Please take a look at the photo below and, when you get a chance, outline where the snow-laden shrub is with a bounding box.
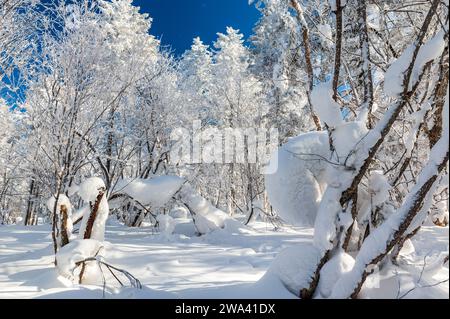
[156,214,176,236]
[78,177,106,202]
[266,243,322,295]
[317,251,355,298]
[178,184,230,235]
[265,132,329,226]
[76,177,109,241]
[56,239,105,285]
[112,176,230,235]
[47,194,73,247]
[115,176,185,208]
[265,120,369,227]
[52,178,110,284]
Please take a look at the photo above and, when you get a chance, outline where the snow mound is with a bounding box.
[56,239,105,285]
[115,176,185,207]
[265,131,329,226]
[317,251,355,298]
[192,214,222,235]
[114,176,229,235]
[267,243,322,296]
[78,177,106,202]
[222,218,252,234]
[265,121,368,227]
[156,214,176,236]
[21,268,74,291]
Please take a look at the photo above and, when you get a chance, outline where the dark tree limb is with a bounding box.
[391,226,421,264]
[83,189,106,240]
[332,0,345,101]
[59,204,70,247]
[426,46,449,148]
[299,251,330,299]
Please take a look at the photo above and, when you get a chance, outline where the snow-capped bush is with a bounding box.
[156,214,176,236]
[47,194,73,247]
[317,251,355,298]
[267,243,322,295]
[78,177,106,202]
[47,194,72,216]
[265,132,329,226]
[178,184,230,235]
[265,115,370,227]
[56,239,105,285]
[76,177,109,241]
[114,176,185,207]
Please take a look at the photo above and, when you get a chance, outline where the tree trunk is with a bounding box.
[357,0,374,128]
[332,0,344,102]
[59,204,70,247]
[24,179,35,226]
[83,190,105,239]
[427,48,449,148]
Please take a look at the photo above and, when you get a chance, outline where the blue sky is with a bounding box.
[2,1,261,106]
[133,0,261,55]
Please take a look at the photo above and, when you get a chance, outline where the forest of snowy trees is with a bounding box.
[0,0,448,299]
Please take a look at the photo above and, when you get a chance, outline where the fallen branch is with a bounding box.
[76,256,142,290]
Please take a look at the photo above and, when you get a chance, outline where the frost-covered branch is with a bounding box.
[332,85,449,298]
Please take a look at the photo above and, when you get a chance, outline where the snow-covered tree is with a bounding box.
[0,0,448,300]
[0,99,14,223]
[265,0,449,299]
[94,0,160,192]
[179,37,214,117]
[251,0,315,141]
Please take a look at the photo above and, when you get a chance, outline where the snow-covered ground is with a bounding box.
[0,217,447,299]
[0,218,307,299]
